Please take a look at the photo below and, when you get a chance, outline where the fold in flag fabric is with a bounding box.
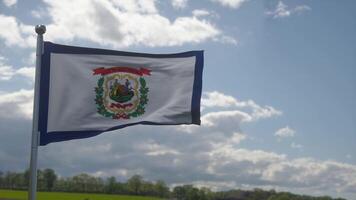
[39,42,204,145]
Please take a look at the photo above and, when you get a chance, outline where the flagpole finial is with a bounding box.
[35,25,46,35]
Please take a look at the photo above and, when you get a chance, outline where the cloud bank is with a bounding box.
[0,0,239,48]
[0,90,355,199]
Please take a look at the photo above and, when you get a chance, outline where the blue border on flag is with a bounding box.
[39,42,203,146]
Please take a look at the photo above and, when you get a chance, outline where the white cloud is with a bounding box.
[266,1,311,19]
[0,15,24,46]
[40,0,227,47]
[178,110,249,139]
[266,1,290,18]
[25,52,36,65]
[201,91,282,120]
[216,35,238,45]
[0,89,33,119]
[294,5,312,13]
[0,57,15,80]
[202,110,252,126]
[202,91,240,108]
[31,7,48,19]
[15,67,35,80]
[111,0,157,13]
[192,9,210,17]
[230,132,246,144]
[291,142,303,150]
[210,0,248,9]
[179,92,281,156]
[275,126,295,138]
[0,56,35,81]
[207,143,356,195]
[210,144,286,166]
[261,158,356,194]
[0,65,15,80]
[0,14,35,48]
[2,0,17,7]
[136,140,181,156]
[181,92,281,138]
[1,0,237,48]
[171,0,188,9]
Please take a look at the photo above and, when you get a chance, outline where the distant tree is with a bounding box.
[251,188,271,200]
[186,186,200,200]
[127,175,143,195]
[173,185,187,200]
[13,172,25,189]
[199,187,214,200]
[105,176,116,194]
[173,184,203,200]
[318,196,333,200]
[4,171,17,189]
[0,170,3,188]
[71,173,94,192]
[53,178,68,192]
[267,193,295,200]
[43,168,57,191]
[91,176,104,193]
[24,169,30,188]
[71,174,85,192]
[154,180,169,198]
[140,180,154,196]
[115,182,129,194]
[37,169,45,190]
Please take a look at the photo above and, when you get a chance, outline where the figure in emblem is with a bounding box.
[109,78,134,103]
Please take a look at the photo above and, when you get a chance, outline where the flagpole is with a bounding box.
[28,24,46,200]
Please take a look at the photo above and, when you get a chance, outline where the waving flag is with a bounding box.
[38,42,203,145]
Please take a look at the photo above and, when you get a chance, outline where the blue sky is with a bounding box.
[0,0,356,199]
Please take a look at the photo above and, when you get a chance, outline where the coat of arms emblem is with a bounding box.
[93,67,150,119]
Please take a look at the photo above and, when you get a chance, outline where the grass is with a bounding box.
[0,189,163,200]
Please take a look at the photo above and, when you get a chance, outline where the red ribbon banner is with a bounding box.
[93,67,151,76]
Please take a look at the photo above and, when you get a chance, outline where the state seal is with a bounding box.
[93,67,151,119]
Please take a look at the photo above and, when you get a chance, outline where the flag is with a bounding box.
[38,42,203,145]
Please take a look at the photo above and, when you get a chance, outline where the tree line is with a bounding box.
[0,169,347,200]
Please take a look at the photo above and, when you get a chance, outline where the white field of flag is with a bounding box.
[38,42,204,145]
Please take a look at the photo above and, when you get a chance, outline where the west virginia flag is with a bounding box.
[39,42,203,145]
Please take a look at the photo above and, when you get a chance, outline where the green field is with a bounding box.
[0,189,163,200]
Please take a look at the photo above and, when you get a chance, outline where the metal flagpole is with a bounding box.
[28,25,46,200]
